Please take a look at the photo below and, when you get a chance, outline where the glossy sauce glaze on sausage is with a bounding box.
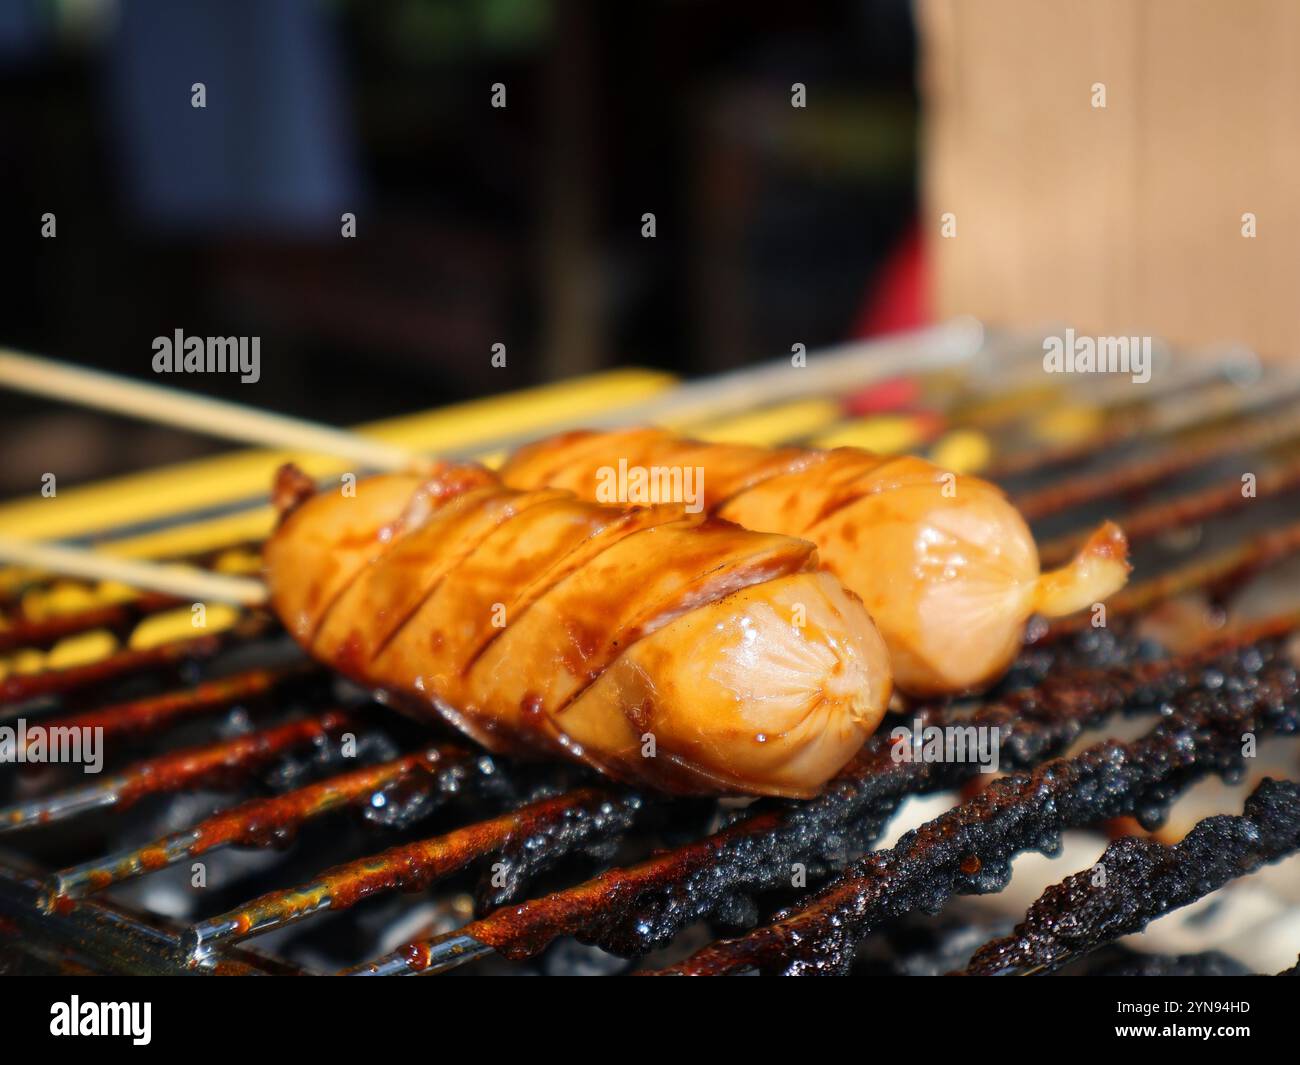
[500,428,1131,696]
[263,463,892,797]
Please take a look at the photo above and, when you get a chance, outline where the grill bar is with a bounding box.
[959,777,1300,976]
[984,370,1300,481]
[657,656,1300,975]
[1038,456,1300,568]
[1012,411,1300,522]
[45,744,474,903]
[0,611,280,709]
[0,632,227,706]
[18,667,299,742]
[0,592,180,654]
[1,711,352,833]
[0,864,294,975]
[351,933,494,976]
[186,787,640,966]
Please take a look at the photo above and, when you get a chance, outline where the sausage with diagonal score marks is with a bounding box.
[501,428,1131,696]
[263,463,892,797]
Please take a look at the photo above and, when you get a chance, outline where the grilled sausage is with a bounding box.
[500,428,1131,696]
[263,463,892,797]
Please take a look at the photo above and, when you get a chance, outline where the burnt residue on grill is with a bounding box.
[356,627,1297,973]
[43,745,480,905]
[959,777,1300,975]
[182,787,643,965]
[192,747,465,851]
[472,790,658,913]
[113,711,353,806]
[655,655,1300,975]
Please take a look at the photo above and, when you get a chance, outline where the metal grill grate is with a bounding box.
[2,329,1298,976]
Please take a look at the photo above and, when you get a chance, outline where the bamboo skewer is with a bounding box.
[0,350,416,607]
[0,348,416,472]
[0,535,268,606]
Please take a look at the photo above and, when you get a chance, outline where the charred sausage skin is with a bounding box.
[263,463,892,797]
[501,428,1130,696]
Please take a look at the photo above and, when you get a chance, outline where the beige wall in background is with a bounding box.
[919,0,1300,357]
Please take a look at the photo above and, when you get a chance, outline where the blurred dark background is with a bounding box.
[0,0,919,499]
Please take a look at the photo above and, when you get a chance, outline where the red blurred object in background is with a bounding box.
[842,375,920,416]
[853,225,928,338]
[842,225,931,417]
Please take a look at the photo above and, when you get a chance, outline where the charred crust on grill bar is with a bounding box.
[959,777,1300,976]
[654,647,1300,975]
[417,627,1297,967]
